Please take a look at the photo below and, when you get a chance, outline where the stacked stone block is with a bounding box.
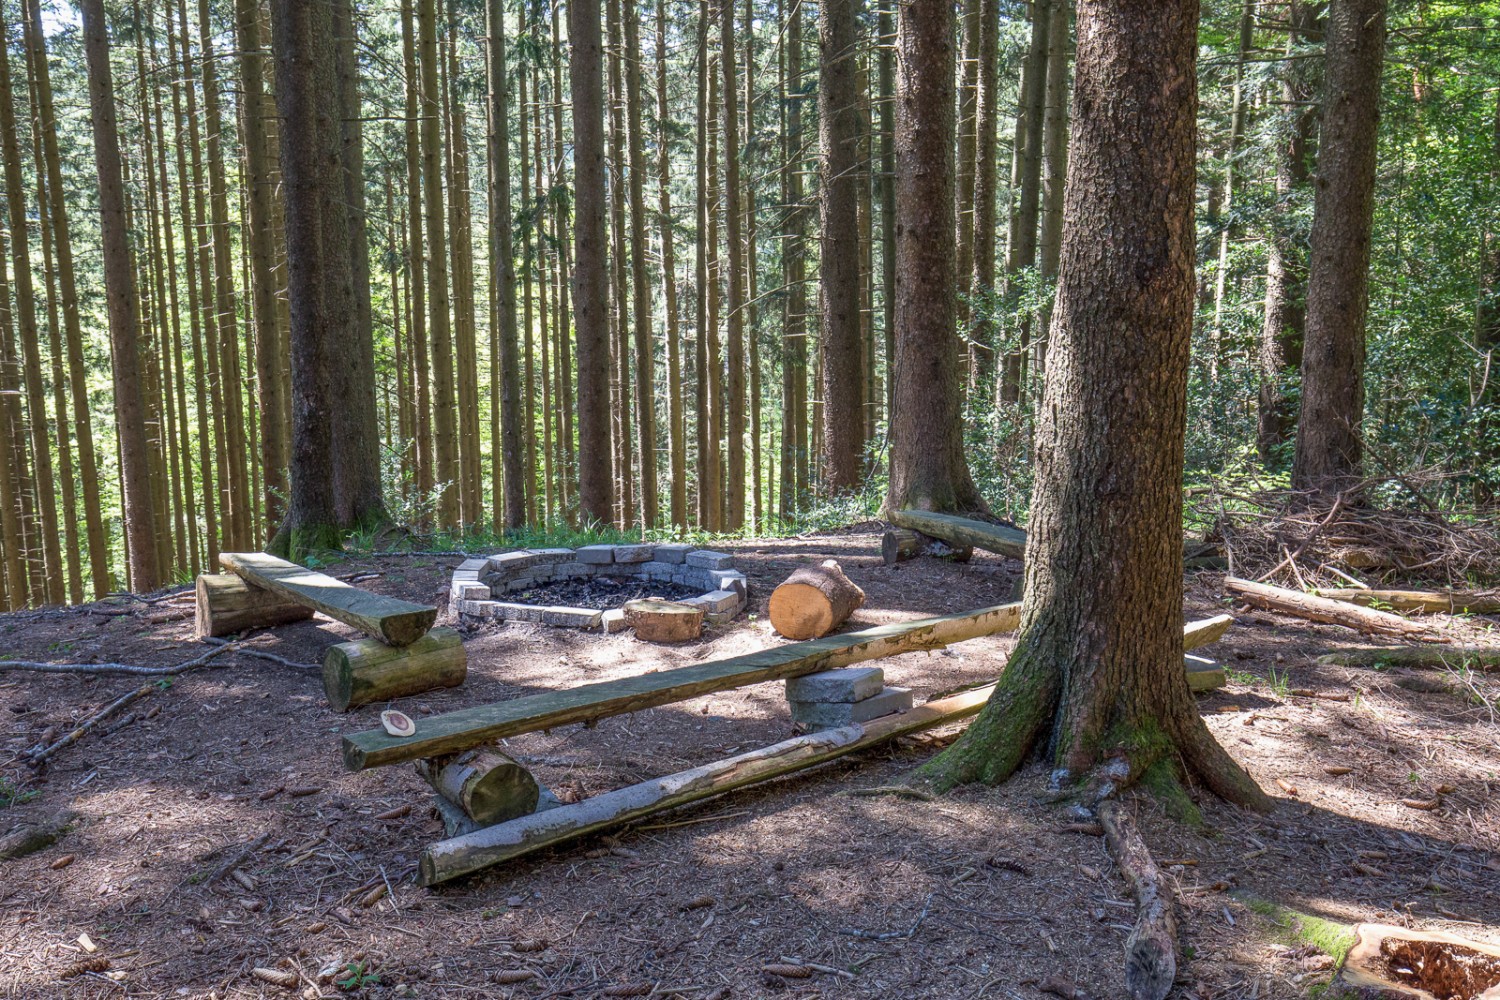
[784,666,914,728]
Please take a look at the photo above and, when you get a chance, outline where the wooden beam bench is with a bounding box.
[218,552,437,647]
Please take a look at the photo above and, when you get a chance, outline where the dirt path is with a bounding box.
[1,532,1496,998]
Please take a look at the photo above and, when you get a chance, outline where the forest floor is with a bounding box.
[1,529,1498,999]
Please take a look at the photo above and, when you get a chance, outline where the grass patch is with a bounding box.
[1233,891,1358,964]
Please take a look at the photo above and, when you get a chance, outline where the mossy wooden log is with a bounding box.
[1317,645,1500,671]
[219,552,436,646]
[194,572,314,638]
[881,528,972,565]
[768,560,866,639]
[1224,577,1441,641]
[343,601,1027,770]
[888,509,1028,560]
[0,810,78,861]
[622,599,704,643]
[415,747,539,824]
[1100,800,1178,1000]
[322,627,467,711]
[418,611,1231,885]
[1312,588,1500,615]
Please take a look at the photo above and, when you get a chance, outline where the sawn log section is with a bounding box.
[219,552,437,646]
[343,602,1025,770]
[888,510,1028,560]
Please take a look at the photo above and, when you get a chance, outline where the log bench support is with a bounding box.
[322,628,468,712]
[195,573,314,639]
[219,551,437,646]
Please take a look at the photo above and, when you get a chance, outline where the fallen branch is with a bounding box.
[1224,577,1442,641]
[0,639,250,677]
[0,810,79,861]
[836,892,934,941]
[1317,646,1500,671]
[1309,588,1500,615]
[1099,800,1178,1000]
[29,684,155,766]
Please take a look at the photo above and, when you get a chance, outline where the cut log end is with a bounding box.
[881,528,973,565]
[622,599,704,643]
[194,573,314,639]
[768,560,866,640]
[416,748,540,825]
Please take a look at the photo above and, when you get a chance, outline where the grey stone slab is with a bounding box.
[542,606,603,628]
[655,543,694,564]
[790,687,914,728]
[785,666,886,704]
[458,557,490,573]
[613,544,655,563]
[686,549,735,570]
[694,589,741,613]
[451,569,481,582]
[576,545,617,564]
[601,608,629,633]
[488,551,539,572]
[457,599,502,618]
[527,548,575,563]
[709,569,749,598]
[639,560,677,577]
[496,576,536,592]
[554,561,594,578]
[492,602,545,623]
[455,582,491,602]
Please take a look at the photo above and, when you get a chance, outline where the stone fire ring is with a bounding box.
[448,544,748,632]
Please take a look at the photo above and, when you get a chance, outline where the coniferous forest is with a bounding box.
[0,0,1490,604]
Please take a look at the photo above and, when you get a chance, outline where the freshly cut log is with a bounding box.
[343,601,1026,770]
[881,528,972,565]
[219,552,436,646]
[888,509,1027,561]
[1312,588,1500,615]
[622,599,704,643]
[1100,801,1178,1000]
[414,612,1238,883]
[1224,577,1441,641]
[768,560,866,639]
[322,628,467,712]
[1318,645,1500,671]
[415,748,539,824]
[194,572,314,638]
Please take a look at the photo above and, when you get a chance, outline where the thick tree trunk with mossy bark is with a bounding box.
[268,0,350,557]
[884,0,985,515]
[913,0,1269,816]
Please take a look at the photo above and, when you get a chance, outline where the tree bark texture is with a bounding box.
[918,0,1269,813]
[885,0,985,515]
[1292,0,1387,491]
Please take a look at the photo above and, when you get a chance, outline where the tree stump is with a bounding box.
[415,747,540,825]
[622,599,704,643]
[768,560,866,639]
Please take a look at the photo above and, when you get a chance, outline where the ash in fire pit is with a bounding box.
[448,543,749,631]
[509,576,702,611]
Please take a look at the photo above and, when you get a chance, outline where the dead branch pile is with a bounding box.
[1195,486,1500,589]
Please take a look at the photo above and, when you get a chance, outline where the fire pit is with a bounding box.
[448,544,748,632]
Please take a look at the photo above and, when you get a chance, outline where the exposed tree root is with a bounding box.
[1100,799,1179,1000]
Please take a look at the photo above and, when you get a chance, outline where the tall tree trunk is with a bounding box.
[694,3,711,527]
[884,0,984,515]
[720,0,746,529]
[818,0,864,492]
[1034,0,1069,375]
[918,0,1268,818]
[81,0,159,591]
[779,0,808,521]
[269,0,356,556]
[704,44,724,530]
[488,0,523,530]
[876,0,895,424]
[0,9,63,603]
[968,0,1000,387]
[331,0,388,531]
[401,0,434,511]
[954,0,979,359]
[1292,0,1387,491]
[998,0,1050,406]
[419,0,458,527]
[624,1,658,529]
[1208,0,1255,368]
[605,0,633,528]
[570,0,614,525]
[238,0,286,540]
[22,0,109,596]
[657,0,687,530]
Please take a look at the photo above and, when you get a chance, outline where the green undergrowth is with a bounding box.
[1233,891,1358,966]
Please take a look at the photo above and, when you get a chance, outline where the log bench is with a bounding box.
[198,552,463,712]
